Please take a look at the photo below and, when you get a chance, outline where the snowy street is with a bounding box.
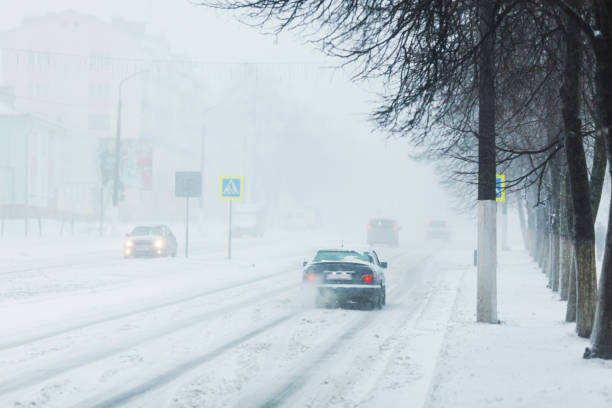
[3,2,612,405]
[0,229,472,407]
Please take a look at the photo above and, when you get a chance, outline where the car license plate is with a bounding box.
[326,271,352,281]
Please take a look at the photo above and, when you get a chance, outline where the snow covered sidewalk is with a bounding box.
[426,249,612,408]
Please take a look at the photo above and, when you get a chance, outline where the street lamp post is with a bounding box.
[112,96,123,206]
[111,70,149,224]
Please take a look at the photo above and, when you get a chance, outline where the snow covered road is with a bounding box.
[0,232,470,407]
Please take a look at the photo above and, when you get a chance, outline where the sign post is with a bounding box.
[175,171,202,258]
[219,176,243,260]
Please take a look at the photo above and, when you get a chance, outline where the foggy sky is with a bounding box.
[0,0,458,233]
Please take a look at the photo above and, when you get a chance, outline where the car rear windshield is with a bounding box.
[369,219,396,228]
[131,226,163,236]
[307,262,373,274]
[313,250,372,263]
[428,220,447,228]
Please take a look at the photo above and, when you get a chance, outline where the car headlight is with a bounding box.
[154,239,164,249]
[125,240,134,248]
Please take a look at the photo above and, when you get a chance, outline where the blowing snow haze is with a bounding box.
[1,1,609,408]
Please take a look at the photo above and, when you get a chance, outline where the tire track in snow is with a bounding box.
[301,268,451,408]
[78,248,431,408]
[0,264,301,352]
[251,249,440,408]
[86,312,300,408]
[0,280,301,396]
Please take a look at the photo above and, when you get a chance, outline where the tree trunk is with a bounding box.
[586,5,612,359]
[590,133,606,219]
[536,207,548,269]
[526,191,537,257]
[517,196,528,249]
[559,235,571,300]
[501,202,509,250]
[550,168,561,293]
[546,232,555,289]
[476,0,497,324]
[551,233,560,292]
[586,194,612,359]
[561,14,597,338]
[566,246,577,323]
[560,170,573,300]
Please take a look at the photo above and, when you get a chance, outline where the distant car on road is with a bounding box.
[367,218,399,246]
[302,249,387,310]
[426,219,451,240]
[124,225,178,258]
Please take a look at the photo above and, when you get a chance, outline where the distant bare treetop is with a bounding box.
[198,0,491,135]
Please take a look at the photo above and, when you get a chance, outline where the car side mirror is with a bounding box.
[380,262,388,268]
[303,261,308,267]
[125,233,130,237]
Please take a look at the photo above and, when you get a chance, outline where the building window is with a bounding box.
[88,82,111,100]
[29,82,49,97]
[88,114,111,131]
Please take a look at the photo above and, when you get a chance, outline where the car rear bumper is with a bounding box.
[317,284,381,289]
[314,284,381,301]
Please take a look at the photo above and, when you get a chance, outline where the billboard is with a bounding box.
[99,139,152,190]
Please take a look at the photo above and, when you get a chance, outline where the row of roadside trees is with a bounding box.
[199,0,612,359]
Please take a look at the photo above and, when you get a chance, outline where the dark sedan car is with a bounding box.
[124,225,178,258]
[367,218,399,246]
[302,249,387,310]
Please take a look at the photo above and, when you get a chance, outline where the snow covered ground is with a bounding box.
[426,249,612,408]
[1,225,609,407]
[0,225,466,407]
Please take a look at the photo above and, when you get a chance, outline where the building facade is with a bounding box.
[0,11,205,223]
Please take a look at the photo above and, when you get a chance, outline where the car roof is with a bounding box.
[315,248,377,253]
[131,225,170,231]
[311,248,378,264]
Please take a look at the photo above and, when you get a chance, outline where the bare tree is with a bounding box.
[198,0,612,358]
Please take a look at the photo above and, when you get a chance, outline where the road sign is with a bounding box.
[175,171,201,258]
[496,174,505,202]
[175,172,202,198]
[219,176,243,200]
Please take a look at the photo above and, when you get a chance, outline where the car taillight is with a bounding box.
[305,274,315,281]
[362,274,373,283]
[392,225,397,231]
[367,225,372,230]
[445,222,449,227]
[426,219,431,225]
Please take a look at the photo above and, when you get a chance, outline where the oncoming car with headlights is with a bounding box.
[302,249,387,310]
[124,225,178,258]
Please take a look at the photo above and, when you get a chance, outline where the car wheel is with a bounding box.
[361,298,376,311]
[315,296,326,309]
[374,290,383,310]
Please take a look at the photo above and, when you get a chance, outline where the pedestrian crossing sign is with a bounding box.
[496,174,505,202]
[219,176,243,200]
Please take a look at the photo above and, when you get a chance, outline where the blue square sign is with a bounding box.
[219,176,243,200]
